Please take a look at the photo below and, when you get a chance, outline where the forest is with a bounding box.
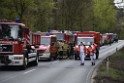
[0,0,124,38]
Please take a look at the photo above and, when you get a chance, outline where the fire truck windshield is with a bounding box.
[41,37,50,45]
[0,24,22,39]
[69,35,75,41]
[77,37,94,45]
[54,33,64,41]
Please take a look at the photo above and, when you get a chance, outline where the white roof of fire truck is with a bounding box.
[41,35,56,37]
[0,19,25,27]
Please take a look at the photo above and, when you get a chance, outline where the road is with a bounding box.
[0,40,124,83]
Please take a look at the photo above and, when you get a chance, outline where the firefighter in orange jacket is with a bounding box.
[90,42,97,60]
[88,45,95,65]
[93,43,97,59]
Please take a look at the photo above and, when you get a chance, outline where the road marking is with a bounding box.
[0,69,36,83]
[0,76,17,83]
[24,69,36,74]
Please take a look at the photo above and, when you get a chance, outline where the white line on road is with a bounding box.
[0,76,17,83]
[24,69,36,74]
[0,69,36,83]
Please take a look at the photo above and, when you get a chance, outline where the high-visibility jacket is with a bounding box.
[58,42,64,51]
[93,44,97,50]
[63,43,69,51]
[88,46,94,56]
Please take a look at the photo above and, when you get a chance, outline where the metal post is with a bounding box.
[106,57,110,73]
[116,47,118,55]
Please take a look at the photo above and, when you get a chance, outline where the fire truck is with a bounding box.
[66,34,77,45]
[50,30,76,56]
[49,30,74,43]
[38,35,58,61]
[74,31,100,60]
[0,20,40,69]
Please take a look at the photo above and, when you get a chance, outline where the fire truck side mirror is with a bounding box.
[18,38,24,44]
[18,38,22,41]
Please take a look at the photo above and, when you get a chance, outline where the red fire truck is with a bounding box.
[50,30,76,56]
[38,35,58,61]
[0,20,40,69]
[75,31,100,60]
[66,34,77,45]
[49,30,74,43]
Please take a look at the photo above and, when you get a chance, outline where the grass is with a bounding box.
[98,67,123,80]
[95,47,124,83]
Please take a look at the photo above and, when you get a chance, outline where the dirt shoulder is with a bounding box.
[93,47,124,83]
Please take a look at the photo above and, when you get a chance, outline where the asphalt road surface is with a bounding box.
[0,40,124,83]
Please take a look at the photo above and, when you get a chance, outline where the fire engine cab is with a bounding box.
[38,35,58,60]
[0,20,39,69]
[50,30,73,43]
[75,31,100,60]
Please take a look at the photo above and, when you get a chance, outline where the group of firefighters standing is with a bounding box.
[57,40,74,59]
[56,40,98,66]
[79,42,97,66]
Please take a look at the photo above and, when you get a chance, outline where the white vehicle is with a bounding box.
[38,35,58,60]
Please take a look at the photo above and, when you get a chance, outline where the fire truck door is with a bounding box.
[28,49,37,62]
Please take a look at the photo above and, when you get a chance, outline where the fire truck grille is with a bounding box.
[0,45,13,52]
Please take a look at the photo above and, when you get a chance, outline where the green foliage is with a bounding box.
[56,0,93,31]
[0,0,120,35]
[93,0,117,32]
[99,67,122,80]
[97,48,124,81]
[34,0,55,31]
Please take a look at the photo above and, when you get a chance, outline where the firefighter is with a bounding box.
[91,42,97,59]
[79,42,87,65]
[58,40,64,59]
[93,43,97,60]
[90,42,95,59]
[68,42,74,59]
[63,40,69,59]
[88,45,95,65]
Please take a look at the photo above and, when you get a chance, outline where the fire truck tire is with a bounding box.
[54,56,57,60]
[48,55,54,61]
[53,53,58,60]
[75,54,79,60]
[21,57,27,70]
[33,56,38,66]
[75,56,77,60]
[21,50,28,70]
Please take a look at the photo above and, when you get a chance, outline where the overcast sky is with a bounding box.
[114,0,124,8]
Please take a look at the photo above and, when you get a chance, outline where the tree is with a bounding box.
[56,0,93,31]
[93,0,117,32]
[12,0,35,21]
[34,0,55,31]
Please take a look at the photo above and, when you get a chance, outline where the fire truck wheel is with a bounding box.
[33,56,38,66]
[75,55,79,60]
[48,55,54,61]
[21,57,27,70]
